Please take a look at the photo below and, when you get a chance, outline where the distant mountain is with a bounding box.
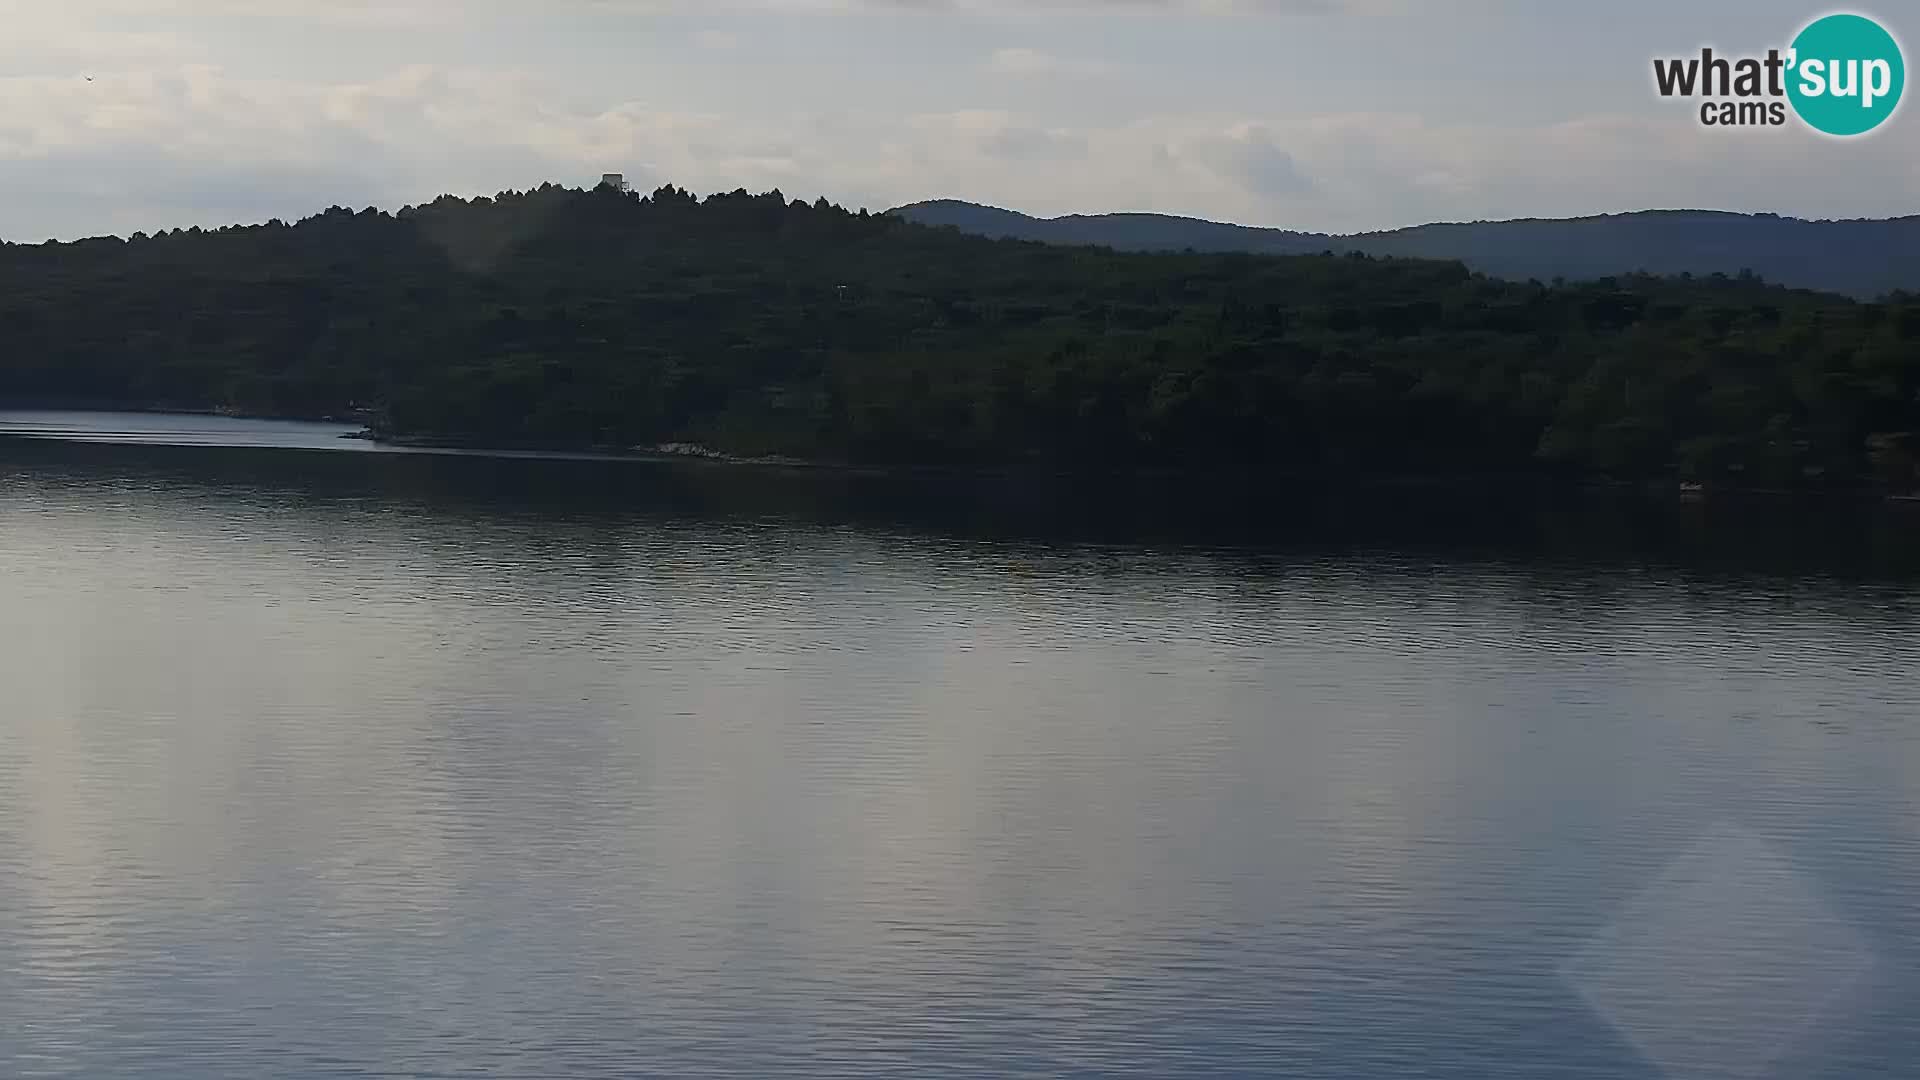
[891,201,1920,300]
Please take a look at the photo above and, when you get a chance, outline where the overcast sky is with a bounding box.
[1,0,1914,241]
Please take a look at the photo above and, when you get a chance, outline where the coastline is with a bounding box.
[345,428,1920,506]
[8,403,1915,505]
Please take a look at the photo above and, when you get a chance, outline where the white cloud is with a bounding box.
[1183,123,1315,197]
[0,0,1915,241]
[4,57,1918,243]
[987,47,1116,77]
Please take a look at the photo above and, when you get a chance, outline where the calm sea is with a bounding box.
[3,412,1918,1079]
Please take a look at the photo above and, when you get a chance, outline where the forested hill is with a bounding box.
[4,183,1920,492]
[893,201,1920,301]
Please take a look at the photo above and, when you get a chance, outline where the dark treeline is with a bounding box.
[3,183,1919,490]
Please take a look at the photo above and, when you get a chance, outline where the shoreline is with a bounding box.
[8,405,1916,505]
[351,430,1920,506]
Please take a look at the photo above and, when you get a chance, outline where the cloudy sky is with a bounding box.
[1,0,1914,241]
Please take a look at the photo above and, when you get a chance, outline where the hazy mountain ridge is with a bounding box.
[891,201,1920,300]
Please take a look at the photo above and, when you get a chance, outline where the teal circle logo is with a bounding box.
[1787,13,1905,136]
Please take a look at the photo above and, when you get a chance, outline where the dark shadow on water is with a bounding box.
[7,437,1920,583]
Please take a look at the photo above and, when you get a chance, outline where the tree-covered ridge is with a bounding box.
[3,183,1919,491]
[894,200,1920,301]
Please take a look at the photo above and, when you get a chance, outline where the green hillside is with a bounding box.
[4,184,1919,491]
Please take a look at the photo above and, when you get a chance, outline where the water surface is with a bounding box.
[2,415,1918,1078]
[0,410,381,451]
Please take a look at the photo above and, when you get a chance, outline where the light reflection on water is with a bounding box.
[1,415,1919,1078]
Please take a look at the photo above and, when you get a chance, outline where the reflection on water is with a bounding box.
[0,410,383,451]
[2,419,1919,1078]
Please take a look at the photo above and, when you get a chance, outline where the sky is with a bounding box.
[1,0,1915,241]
